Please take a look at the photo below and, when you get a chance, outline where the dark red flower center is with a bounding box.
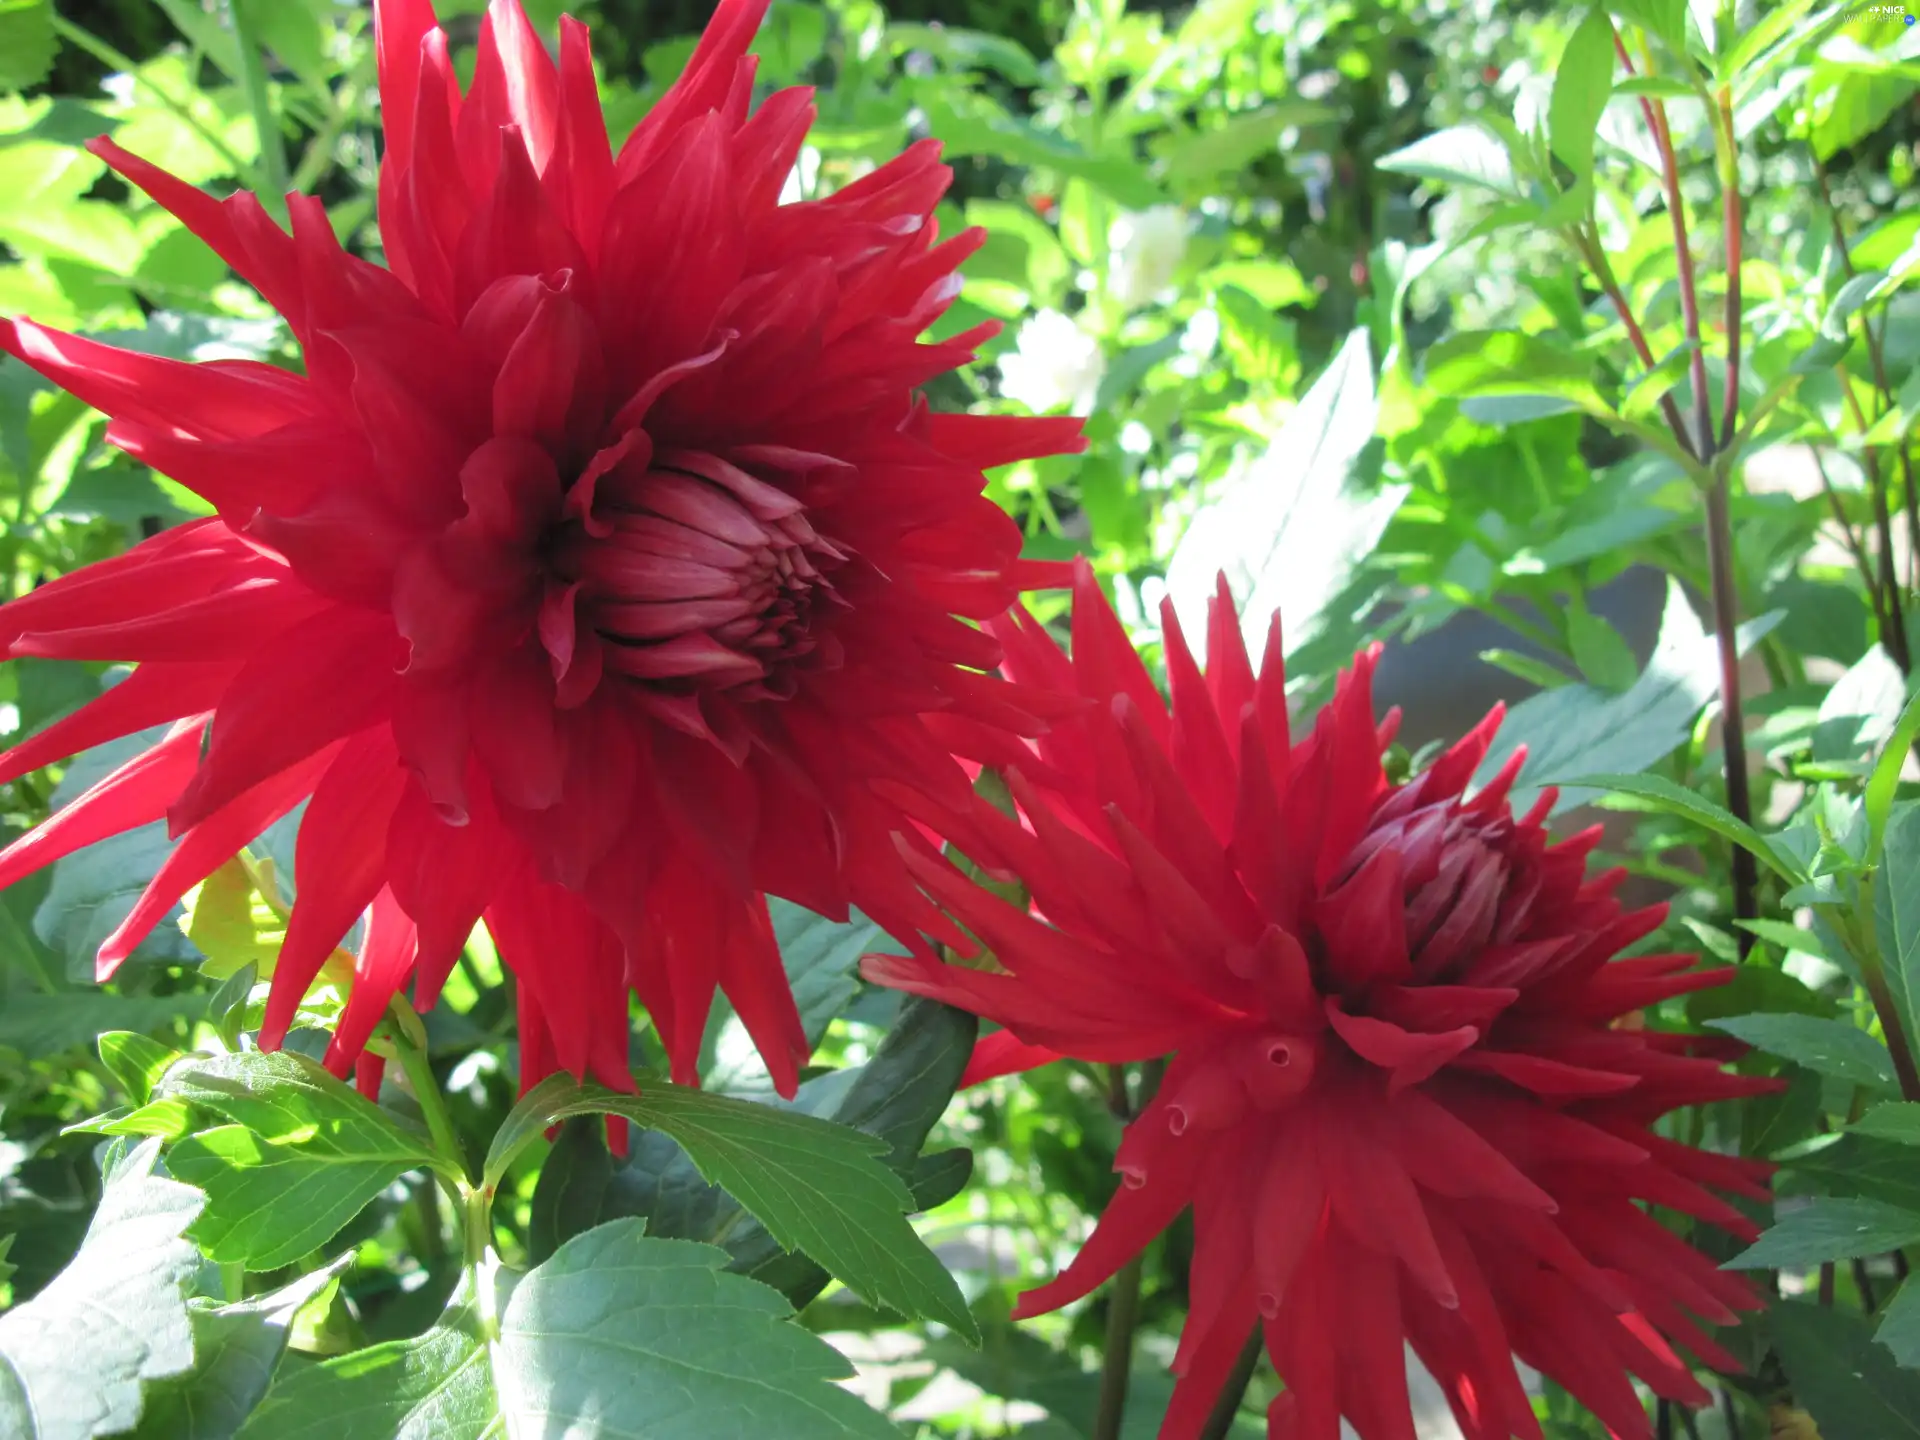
[551,449,849,701]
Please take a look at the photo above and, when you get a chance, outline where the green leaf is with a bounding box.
[915,87,1165,208]
[492,1073,975,1337]
[130,1261,350,1440]
[1787,1134,1920,1212]
[1734,918,1842,965]
[1874,804,1920,1086]
[1878,1275,1920,1370]
[1570,772,1806,883]
[533,999,976,1315]
[1152,102,1329,183]
[1486,581,1782,815]
[1376,124,1520,196]
[1854,1102,1920,1146]
[885,24,1040,84]
[1770,1299,1920,1438]
[1611,0,1691,55]
[0,0,56,93]
[1166,329,1403,666]
[0,993,202,1058]
[1794,271,1885,375]
[1708,1013,1898,1090]
[240,1231,900,1439]
[1566,607,1639,692]
[99,1031,185,1105]
[0,1236,13,1289]
[158,1051,440,1270]
[0,1139,203,1440]
[1867,688,1920,862]
[235,1277,495,1440]
[1480,648,1577,691]
[1726,1196,1920,1269]
[1424,329,1603,408]
[1549,7,1618,177]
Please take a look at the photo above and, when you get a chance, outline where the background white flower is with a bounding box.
[998,309,1105,414]
[1107,205,1187,309]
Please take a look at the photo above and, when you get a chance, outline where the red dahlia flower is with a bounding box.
[0,0,1080,1099]
[865,564,1775,1440]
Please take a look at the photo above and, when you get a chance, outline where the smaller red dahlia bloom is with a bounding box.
[866,563,1776,1440]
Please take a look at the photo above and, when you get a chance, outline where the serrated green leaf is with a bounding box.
[157,1051,440,1270]
[1734,918,1842,965]
[0,0,56,93]
[1771,1299,1920,1437]
[1709,1013,1898,1090]
[1727,1196,1920,1270]
[493,1073,975,1338]
[0,1139,202,1440]
[1557,770,1802,881]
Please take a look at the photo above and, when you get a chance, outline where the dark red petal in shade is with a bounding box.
[865,571,1772,1440]
[0,0,1083,1104]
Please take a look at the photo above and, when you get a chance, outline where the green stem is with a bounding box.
[52,17,257,184]
[1197,1325,1265,1440]
[1091,1255,1144,1440]
[225,0,289,217]
[388,998,469,1186]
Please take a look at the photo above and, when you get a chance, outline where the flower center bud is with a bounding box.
[554,448,849,700]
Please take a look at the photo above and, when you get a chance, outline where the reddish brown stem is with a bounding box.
[1717,89,1742,450]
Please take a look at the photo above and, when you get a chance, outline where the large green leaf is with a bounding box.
[1479,579,1780,814]
[1570,772,1805,885]
[1708,1013,1899,1091]
[0,1139,202,1440]
[239,1230,900,1439]
[156,1051,440,1270]
[1854,1103,1920,1147]
[1166,328,1402,665]
[1770,1299,1920,1438]
[130,1262,349,1440]
[492,1066,975,1338]
[1725,1196,1920,1270]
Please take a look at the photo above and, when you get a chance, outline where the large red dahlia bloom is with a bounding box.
[866,565,1775,1440]
[0,0,1080,1098]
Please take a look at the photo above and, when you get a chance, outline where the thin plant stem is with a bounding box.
[1819,1262,1836,1306]
[1811,448,1889,633]
[1198,1326,1265,1440]
[1092,1256,1145,1440]
[1616,24,1757,939]
[1657,1398,1673,1440]
[388,998,470,1188]
[1573,227,1698,462]
[1704,477,1759,944]
[1714,86,1742,450]
[52,17,256,183]
[1852,1256,1878,1311]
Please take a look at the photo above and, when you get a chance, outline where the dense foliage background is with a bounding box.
[4,0,1920,1436]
